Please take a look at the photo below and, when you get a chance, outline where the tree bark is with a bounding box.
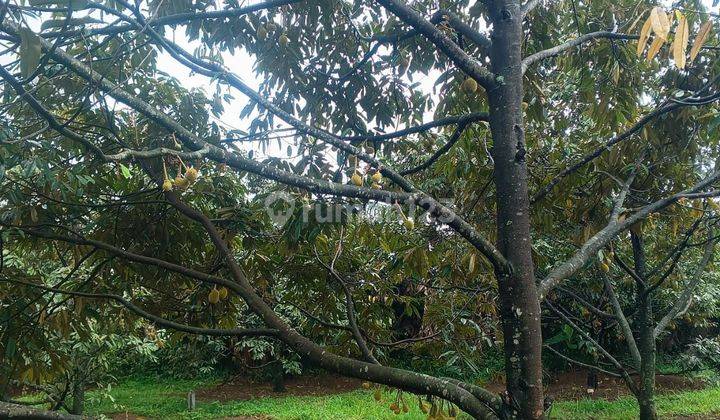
[486,1,545,418]
[638,293,657,420]
[631,232,658,420]
[0,401,85,419]
[70,384,84,416]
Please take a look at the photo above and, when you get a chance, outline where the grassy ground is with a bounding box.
[81,376,720,419]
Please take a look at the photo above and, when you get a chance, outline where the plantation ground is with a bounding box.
[74,374,720,420]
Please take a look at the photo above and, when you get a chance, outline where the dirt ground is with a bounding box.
[195,369,705,404]
[480,369,706,401]
[195,373,363,403]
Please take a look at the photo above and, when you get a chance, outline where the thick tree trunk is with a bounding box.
[487,1,545,418]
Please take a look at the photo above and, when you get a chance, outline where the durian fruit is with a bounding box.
[362,382,371,389]
[208,287,220,304]
[279,33,289,47]
[185,166,199,183]
[600,262,610,273]
[257,26,268,40]
[404,218,415,230]
[461,77,478,94]
[351,171,363,186]
[174,174,189,189]
[372,171,382,183]
[218,287,228,299]
[371,183,381,189]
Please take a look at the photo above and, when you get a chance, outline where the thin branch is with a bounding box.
[539,169,720,298]
[315,244,379,364]
[556,286,615,319]
[522,31,637,73]
[654,225,717,338]
[533,102,696,203]
[545,301,638,394]
[544,345,622,378]
[36,0,301,39]
[602,275,641,368]
[2,278,278,338]
[400,122,468,175]
[341,112,488,143]
[521,0,543,18]
[374,0,496,89]
[614,253,645,288]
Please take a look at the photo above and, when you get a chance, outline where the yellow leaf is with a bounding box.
[637,14,653,56]
[650,7,670,40]
[673,15,689,69]
[612,62,620,85]
[690,21,713,63]
[646,36,664,62]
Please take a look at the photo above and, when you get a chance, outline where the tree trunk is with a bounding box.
[632,232,657,420]
[391,278,425,340]
[487,1,545,418]
[70,383,84,415]
[638,294,657,420]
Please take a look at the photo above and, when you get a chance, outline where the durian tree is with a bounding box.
[541,198,719,417]
[1,0,720,419]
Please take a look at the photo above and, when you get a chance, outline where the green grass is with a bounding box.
[552,386,720,419]
[85,377,429,419]
[75,377,720,419]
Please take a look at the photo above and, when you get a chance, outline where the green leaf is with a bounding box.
[119,163,131,179]
[29,0,90,9]
[41,17,102,32]
[19,27,42,79]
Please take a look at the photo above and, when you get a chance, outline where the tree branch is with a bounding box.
[2,278,278,338]
[654,224,717,338]
[314,244,379,364]
[400,122,468,175]
[602,275,641,368]
[538,170,720,298]
[544,345,622,378]
[161,190,503,419]
[374,0,496,89]
[0,19,509,275]
[545,301,638,394]
[522,31,637,73]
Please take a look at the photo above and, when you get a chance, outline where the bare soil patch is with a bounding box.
[195,373,362,403]
[482,369,706,401]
